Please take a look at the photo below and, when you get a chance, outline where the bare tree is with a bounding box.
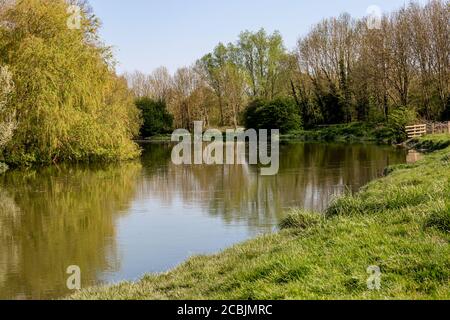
[296,0,449,123]
[124,70,152,98]
[297,14,360,123]
[170,67,197,129]
[148,66,173,102]
[386,9,414,108]
[420,0,449,117]
[125,1,449,128]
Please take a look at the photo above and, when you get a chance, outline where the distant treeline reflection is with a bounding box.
[0,143,406,299]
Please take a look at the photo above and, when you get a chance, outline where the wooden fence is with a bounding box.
[406,124,427,139]
[406,121,450,139]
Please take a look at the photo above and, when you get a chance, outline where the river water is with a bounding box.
[0,142,407,299]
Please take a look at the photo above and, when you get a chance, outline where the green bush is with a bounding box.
[243,98,302,134]
[135,98,173,138]
[374,107,417,143]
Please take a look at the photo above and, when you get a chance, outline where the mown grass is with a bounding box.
[70,135,450,300]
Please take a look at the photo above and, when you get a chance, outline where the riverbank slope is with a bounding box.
[71,135,450,300]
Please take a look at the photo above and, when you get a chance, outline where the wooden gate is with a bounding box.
[406,124,427,139]
[406,122,450,139]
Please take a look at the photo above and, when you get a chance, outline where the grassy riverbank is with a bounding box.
[142,123,385,143]
[280,122,383,143]
[408,134,450,152]
[71,134,450,300]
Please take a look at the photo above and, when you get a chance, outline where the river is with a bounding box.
[0,142,407,299]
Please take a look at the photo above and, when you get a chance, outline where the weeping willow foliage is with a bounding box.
[0,65,15,150]
[0,0,142,165]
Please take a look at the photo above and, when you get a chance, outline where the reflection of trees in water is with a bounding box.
[139,143,406,232]
[0,162,142,299]
[0,143,406,299]
[0,188,21,289]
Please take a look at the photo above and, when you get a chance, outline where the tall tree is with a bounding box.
[198,43,247,128]
[198,43,229,126]
[238,29,287,100]
[0,0,141,164]
[148,66,173,102]
[297,14,359,124]
[124,71,152,98]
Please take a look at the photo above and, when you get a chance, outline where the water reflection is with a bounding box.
[0,143,406,299]
[407,150,424,163]
[138,143,406,230]
[0,163,142,299]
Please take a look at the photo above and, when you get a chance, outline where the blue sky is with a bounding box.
[89,0,420,74]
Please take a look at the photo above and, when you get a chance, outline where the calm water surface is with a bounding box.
[0,142,407,299]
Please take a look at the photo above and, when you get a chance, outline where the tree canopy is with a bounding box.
[135,98,173,137]
[0,0,141,165]
[126,1,449,131]
[243,98,302,133]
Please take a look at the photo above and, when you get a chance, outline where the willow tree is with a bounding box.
[0,65,15,150]
[0,0,141,164]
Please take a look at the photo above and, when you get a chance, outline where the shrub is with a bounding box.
[374,107,417,143]
[243,98,302,134]
[135,98,174,137]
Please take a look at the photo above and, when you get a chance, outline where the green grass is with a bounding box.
[70,135,450,300]
[408,134,450,152]
[143,122,417,145]
[281,122,382,143]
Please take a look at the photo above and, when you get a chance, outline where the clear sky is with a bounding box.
[88,0,421,74]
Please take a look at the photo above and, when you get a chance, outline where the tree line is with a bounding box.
[0,0,448,167]
[126,0,449,133]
